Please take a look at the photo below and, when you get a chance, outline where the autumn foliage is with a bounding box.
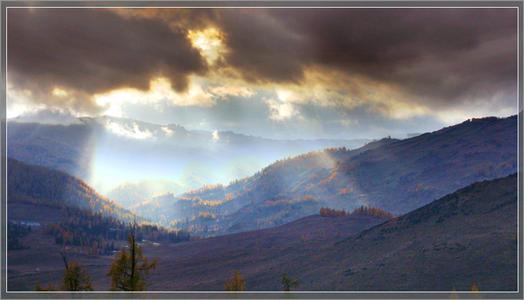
[224,271,246,291]
[62,260,93,291]
[107,232,157,291]
[320,206,394,219]
[351,206,395,219]
[46,206,190,255]
[319,207,348,217]
[35,252,93,291]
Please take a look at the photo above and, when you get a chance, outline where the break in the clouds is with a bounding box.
[7,7,518,138]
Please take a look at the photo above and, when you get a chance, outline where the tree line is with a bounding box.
[320,205,394,219]
[45,206,190,255]
[37,228,156,291]
[37,229,301,292]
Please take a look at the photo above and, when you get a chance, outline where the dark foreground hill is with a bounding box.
[307,173,518,291]
[8,174,517,291]
[150,174,518,291]
[8,209,389,290]
[141,116,517,236]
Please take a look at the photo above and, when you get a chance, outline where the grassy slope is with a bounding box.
[8,213,388,290]
[313,173,518,291]
[8,175,516,291]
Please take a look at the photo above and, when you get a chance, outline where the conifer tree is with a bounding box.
[470,281,481,298]
[107,229,156,291]
[281,273,299,291]
[62,261,93,291]
[470,281,480,292]
[224,271,246,291]
[38,251,94,291]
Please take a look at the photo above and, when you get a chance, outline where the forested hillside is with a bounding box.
[7,158,134,220]
[139,116,517,236]
[7,159,190,257]
[139,174,516,291]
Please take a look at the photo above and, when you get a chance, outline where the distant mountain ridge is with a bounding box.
[139,115,517,236]
[7,115,370,202]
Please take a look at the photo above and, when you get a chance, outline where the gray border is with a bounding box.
[0,1,522,299]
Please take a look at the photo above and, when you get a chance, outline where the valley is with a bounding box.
[7,174,517,291]
[137,115,517,236]
[8,116,369,198]
[5,6,519,296]
[5,115,519,292]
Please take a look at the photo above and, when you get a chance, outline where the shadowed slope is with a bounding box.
[312,173,518,291]
[145,116,516,236]
[7,158,135,221]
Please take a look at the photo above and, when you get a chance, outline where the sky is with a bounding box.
[6,7,518,140]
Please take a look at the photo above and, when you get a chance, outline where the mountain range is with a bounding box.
[136,116,517,236]
[5,114,519,292]
[7,115,369,203]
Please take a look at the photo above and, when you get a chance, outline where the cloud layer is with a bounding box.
[219,8,517,107]
[8,8,206,113]
[6,7,518,137]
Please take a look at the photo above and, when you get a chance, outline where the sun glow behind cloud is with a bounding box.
[93,77,216,117]
[51,87,70,98]
[252,69,433,123]
[7,85,38,118]
[30,67,440,132]
[187,27,226,65]
[266,98,299,121]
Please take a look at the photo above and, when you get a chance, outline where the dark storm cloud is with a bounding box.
[217,8,517,106]
[217,10,310,83]
[7,8,517,115]
[7,8,206,98]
